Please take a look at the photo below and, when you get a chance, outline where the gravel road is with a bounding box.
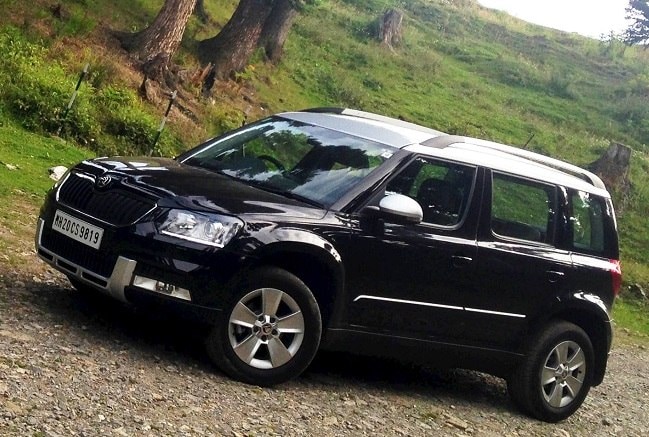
[1,268,648,437]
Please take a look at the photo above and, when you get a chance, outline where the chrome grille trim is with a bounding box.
[56,172,156,226]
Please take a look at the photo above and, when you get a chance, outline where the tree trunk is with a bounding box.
[588,142,632,204]
[195,0,209,23]
[198,0,274,94]
[259,0,298,63]
[119,0,197,80]
[378,8,404,49]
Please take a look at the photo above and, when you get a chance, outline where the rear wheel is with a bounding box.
[206,267,322,386]
[507,321,594,422]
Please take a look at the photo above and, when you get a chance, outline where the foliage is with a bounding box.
[624,0,649,45]
[0,26,185,157]
[0,29,97,143]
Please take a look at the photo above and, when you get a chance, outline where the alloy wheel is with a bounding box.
[228,287,305,370]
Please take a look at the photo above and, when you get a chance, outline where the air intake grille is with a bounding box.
[40,229,117,277]
[58,173,155,226]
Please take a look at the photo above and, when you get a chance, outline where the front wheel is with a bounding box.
[507,321,594,422]
[206,267,322,386]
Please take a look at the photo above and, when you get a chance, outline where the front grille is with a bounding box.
[58,173,155,226]
[40,228,117,277]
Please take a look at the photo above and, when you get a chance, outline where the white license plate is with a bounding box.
[52,210,104,249]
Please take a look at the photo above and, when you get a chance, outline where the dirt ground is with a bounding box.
[1,263,648,437]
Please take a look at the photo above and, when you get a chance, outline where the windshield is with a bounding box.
[182,117,397,207]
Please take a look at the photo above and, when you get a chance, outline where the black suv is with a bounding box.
[36,108,621,422]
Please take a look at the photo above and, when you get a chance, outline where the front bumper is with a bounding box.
[36,210,245,323]
[36,218,136,303]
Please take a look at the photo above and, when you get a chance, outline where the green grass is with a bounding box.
[614,299,649,338]
[0,119,88,200]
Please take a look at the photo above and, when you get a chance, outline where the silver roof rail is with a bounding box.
[464,138,606,190]
[303,108,606,190]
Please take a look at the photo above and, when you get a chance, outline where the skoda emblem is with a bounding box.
[96,174,112,189]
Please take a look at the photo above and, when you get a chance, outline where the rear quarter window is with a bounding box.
[569,191,615,257]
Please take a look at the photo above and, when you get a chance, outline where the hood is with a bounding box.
[73,157,327,219]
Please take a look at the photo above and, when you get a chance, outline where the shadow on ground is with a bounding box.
[5,279,513,415]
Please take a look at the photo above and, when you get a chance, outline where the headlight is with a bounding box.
[158,209,243,248]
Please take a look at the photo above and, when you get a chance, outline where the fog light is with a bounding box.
[133,275,192,302]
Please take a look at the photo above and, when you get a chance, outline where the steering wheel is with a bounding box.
[257,155,286,172]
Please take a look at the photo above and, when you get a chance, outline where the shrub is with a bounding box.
[0,28,99,142]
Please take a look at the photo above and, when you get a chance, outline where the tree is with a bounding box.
[117,0,197,81]
[260,1,320,63]
[195,0,210,23]
[259,0,300,63]
[377,8,404,49]
[625,0,649,45]
[198,0,274,94]
[198,0,319,94]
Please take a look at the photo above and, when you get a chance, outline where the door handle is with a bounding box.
[546,271,565,283]
[452,256,473,267]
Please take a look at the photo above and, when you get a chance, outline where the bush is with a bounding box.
[0,28,98,142]
[0,26,185,157]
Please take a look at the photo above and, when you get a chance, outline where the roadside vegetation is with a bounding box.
[0,0,647,335]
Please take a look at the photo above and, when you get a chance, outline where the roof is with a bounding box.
[279,108,608,197]
[280,111,438,148]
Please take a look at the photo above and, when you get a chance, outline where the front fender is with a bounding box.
[246,227,346,328]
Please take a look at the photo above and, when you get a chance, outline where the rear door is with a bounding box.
[469,171,573,351]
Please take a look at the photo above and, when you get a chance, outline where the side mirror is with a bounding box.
[378,194,423,224]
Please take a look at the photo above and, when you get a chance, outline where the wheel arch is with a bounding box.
[552,309,611,386]
[249,238,344,331]
[531,302,612,386]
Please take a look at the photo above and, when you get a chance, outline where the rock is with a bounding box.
[4,401,25,416]
[5,163,17,170]
[588,142,631,207]
[627,283,648,301]
[113,427,129,437]
[48,166,68,182]
[323,416,338,426]
[0,329,35,343]
[446,414,470,431]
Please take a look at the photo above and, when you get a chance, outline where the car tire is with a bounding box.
[206,267,322,386]
[507,321,594,422]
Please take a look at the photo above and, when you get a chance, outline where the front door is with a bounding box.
[339,157,481,343]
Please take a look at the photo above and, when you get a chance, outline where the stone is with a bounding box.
[48,166,68,182]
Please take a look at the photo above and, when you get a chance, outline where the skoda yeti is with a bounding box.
[36,108,621,422]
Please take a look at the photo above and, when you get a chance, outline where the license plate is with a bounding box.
[52,210,104,249]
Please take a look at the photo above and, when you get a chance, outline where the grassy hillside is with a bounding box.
[0,0,648,331]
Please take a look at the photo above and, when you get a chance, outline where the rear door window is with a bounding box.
[491,173,556,244]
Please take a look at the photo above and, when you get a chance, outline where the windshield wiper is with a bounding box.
[246,180,324,208]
